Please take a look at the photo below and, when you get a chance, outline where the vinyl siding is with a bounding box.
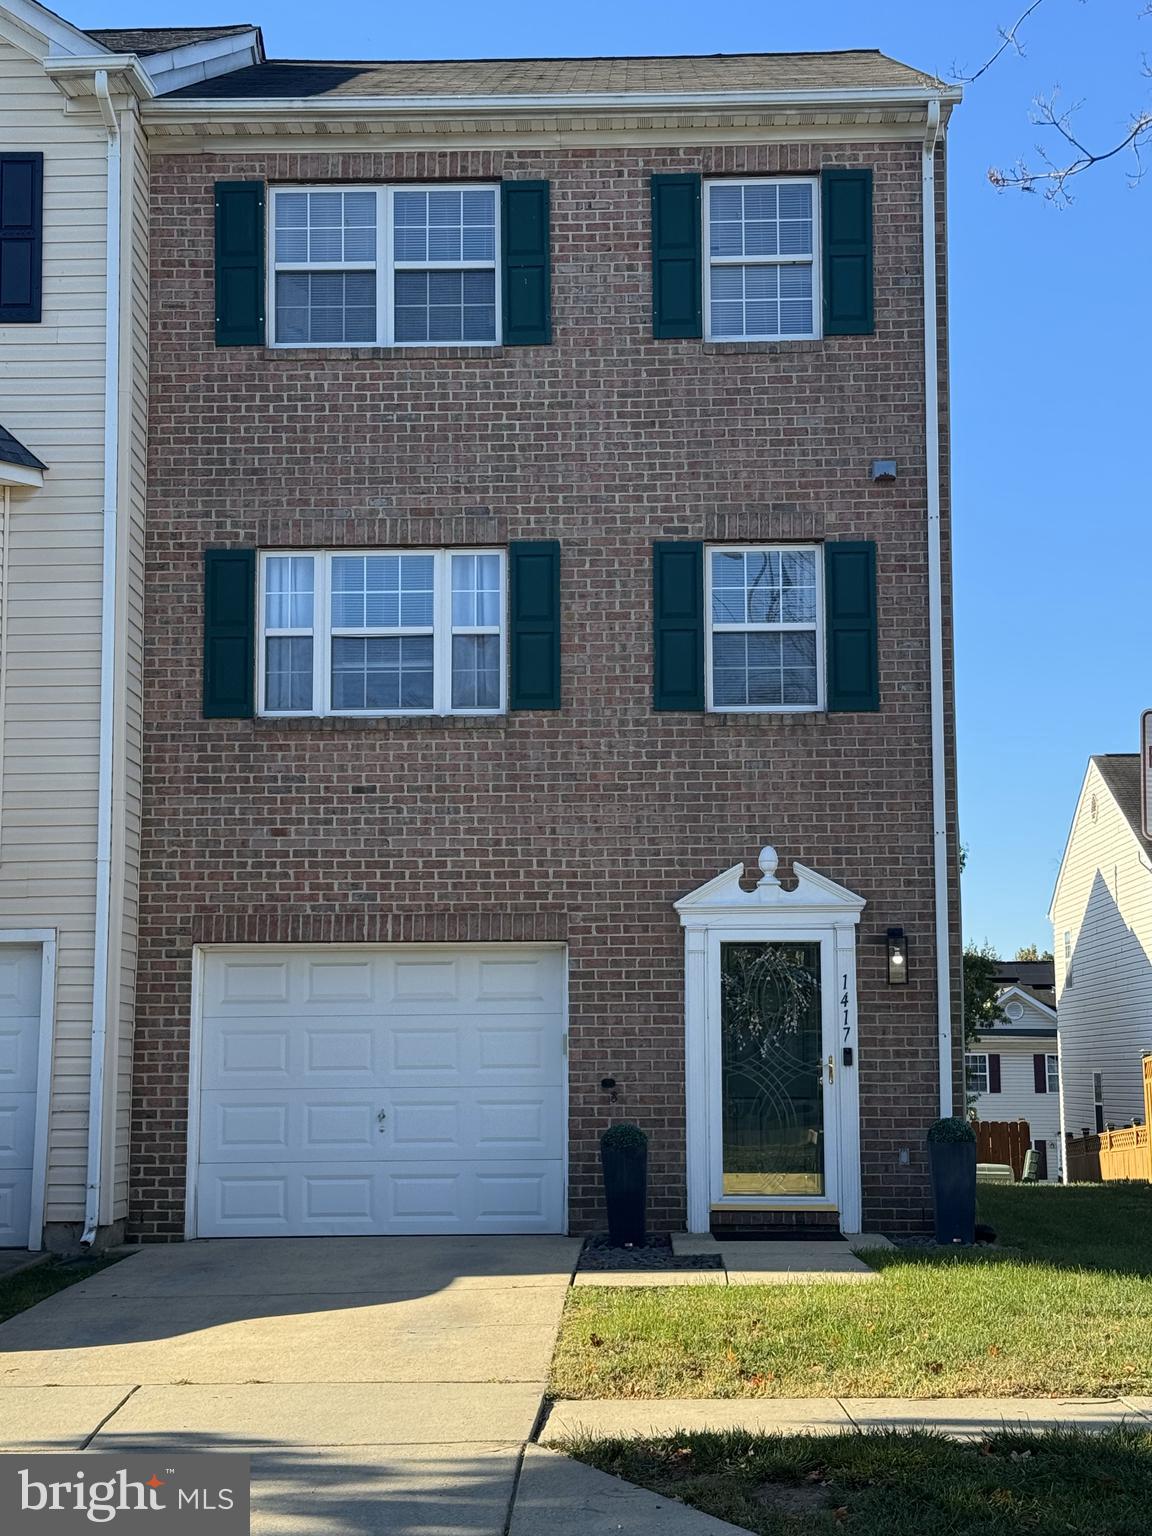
[970,1036,1062,1177]
[0,37,145,1231]
[1052,761,1152,1150]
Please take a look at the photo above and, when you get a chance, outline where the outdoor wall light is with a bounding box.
[870,458,898,482]
[886,927,908,984]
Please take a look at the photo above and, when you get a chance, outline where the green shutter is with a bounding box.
[215,180,265,347]
[509,540,561,708]
[651,174,702,339]
[203,548,256,718]
[653,541,704,711]
[825,540,878,712]
[821,168,873,336]
[501,181,551,345]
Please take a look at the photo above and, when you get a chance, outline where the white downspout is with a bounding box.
[921,99,953,1118]
[83,70,120,1246]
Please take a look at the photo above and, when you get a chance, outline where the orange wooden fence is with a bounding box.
[1064,1055,1152,1183]
[975,1119,1031,1179]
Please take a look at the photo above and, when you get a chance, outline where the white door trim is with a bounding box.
[0,930,57,1250]
[185,941,569,1241]
[675,847,864,1235]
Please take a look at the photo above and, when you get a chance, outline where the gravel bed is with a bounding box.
[577,1233,724,1271]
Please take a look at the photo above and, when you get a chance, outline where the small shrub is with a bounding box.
[601,1122,648,1154]
[927,1115,976,1144]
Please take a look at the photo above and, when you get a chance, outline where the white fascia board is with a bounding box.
[149,82,962,120]
[43,52,155,99]
[0,0,107,58]
[0,460,44,488]
[143,29,264,96]
[1048,759,1096,921]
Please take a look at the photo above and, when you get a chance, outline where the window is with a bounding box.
[965,1053,989,1097]
[1004,1000,1024,1022]
[258,550,505,716]
[706,545,823,711]
[704,178,819,341]
[1093,1070,1104,1133]
[1046,1054,1060,1094]
[270,185,500,347]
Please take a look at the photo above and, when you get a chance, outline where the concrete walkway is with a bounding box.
[0,1236,581,1535]
[572,1235,882,1286]
[543,1395,1152,1442]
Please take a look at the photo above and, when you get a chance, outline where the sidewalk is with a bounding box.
[542,1394,1152,1441]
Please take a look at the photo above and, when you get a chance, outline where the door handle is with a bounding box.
[826,1054,835,1086]
[377,1108,387,1133]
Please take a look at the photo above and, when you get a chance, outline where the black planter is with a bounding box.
[601,1142,647,1246]
[928,1139,977,1244]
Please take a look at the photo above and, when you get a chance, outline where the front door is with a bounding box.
[715,938,837,1208]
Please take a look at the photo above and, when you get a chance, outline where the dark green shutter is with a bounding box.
[203,548,256,718]
[821,168,873,336]
[653,542,704,711]
[651,174,701,339]
[215,181,265,346]
[0,152,43,323]
[825,540,878,711]
[509,540,560,708]
[501,181,551,345]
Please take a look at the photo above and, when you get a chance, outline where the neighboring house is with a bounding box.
[128,31,963,1242]
[0,3,262,1249]
[1051,754,1152,1152]
[967,960,1060,1179]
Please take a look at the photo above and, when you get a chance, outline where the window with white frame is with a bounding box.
[704,178,819,342]
[271,185,500,347]
[259,550,505,717]
[706,545,822,711]
[965,1053,989,1097]
[1046,1054,1060,1094]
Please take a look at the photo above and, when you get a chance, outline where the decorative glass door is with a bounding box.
[719,940,828,1197]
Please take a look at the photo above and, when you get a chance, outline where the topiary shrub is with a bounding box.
[600,1122,648,1154]
[927,1115,976,1144]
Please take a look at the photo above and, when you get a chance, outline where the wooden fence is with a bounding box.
[975,1119,1031,1179]
[1064,1055,1152,1183]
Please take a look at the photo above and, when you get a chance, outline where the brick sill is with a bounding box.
[251,714,510,736]
[703,710,827,728]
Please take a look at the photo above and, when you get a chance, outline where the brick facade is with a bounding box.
[132,136,961,1240]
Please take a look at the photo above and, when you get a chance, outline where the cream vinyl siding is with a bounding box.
[0,36,146,1230]
[1052,762,1152,1147]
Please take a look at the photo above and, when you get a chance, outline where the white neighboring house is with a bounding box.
[1050,753,1152,1156]
[967,974,1061,1180]
[0,2,262,1249]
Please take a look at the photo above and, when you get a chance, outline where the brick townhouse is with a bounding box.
[128,41,963,1242]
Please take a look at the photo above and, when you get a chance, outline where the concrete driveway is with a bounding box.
[0,1236,581,1534]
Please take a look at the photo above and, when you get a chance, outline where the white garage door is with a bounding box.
[194,946,566,1237]
[0,945,42,1248]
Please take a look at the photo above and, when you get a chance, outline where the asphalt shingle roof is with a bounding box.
[1094,754,1152,859]
[0,424,46,472]
[165,49,943,100]
[86,25,256,57]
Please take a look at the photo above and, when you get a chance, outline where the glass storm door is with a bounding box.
[719,940,832,1199]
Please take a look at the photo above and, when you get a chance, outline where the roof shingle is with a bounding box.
[164,49,943,101]
[1094,754,1152,859]
[86,25,256,57]
[0,424,46,472]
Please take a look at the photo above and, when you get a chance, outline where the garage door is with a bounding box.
[194,946,566,1237]
[0,945,42,1248]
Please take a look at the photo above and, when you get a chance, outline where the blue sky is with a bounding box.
[69,0,1152,956]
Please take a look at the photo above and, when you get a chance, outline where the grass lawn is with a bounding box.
[0,1255,124,1327]
[551,1184,1152,1399]
[563,1425,1152,1536]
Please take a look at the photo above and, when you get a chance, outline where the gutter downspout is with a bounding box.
[921,99,953,1118]
[83,69,120,1246]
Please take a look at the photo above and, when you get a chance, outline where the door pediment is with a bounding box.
[675,845,865,926]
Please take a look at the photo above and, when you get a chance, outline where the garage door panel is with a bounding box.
[0,1094,37,1167]
[0,946,41,1246]
[195,946,565,1237]
[0,1175,32,1245]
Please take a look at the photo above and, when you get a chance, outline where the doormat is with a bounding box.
[578,1234,724,1270]
[711,1225,844,1242]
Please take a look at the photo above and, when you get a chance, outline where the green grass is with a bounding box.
[551,1184,1152,1399]
[0,1255,124,1326]
[562,1426,1152,1536]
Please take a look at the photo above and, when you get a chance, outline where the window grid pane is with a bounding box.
[331,554,435,631]
[709,548,819,711]
[265,636,314,713]
[707,180,816,340]
[965,1054,988,1096]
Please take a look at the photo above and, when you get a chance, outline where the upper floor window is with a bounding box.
[259,549,505,717]
[1046,1054,1060,1094]
[965,1053,989,1097]
[704,178,819,342]
[706,545,823,711]
[270,185,500,347]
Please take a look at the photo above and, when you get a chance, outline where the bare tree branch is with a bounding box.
[988,92,1152,201]
[951,0,1051,84]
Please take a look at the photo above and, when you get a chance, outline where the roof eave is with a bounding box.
[0,460,45,488]
[43,52,156,99]
[145,82,961,120]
